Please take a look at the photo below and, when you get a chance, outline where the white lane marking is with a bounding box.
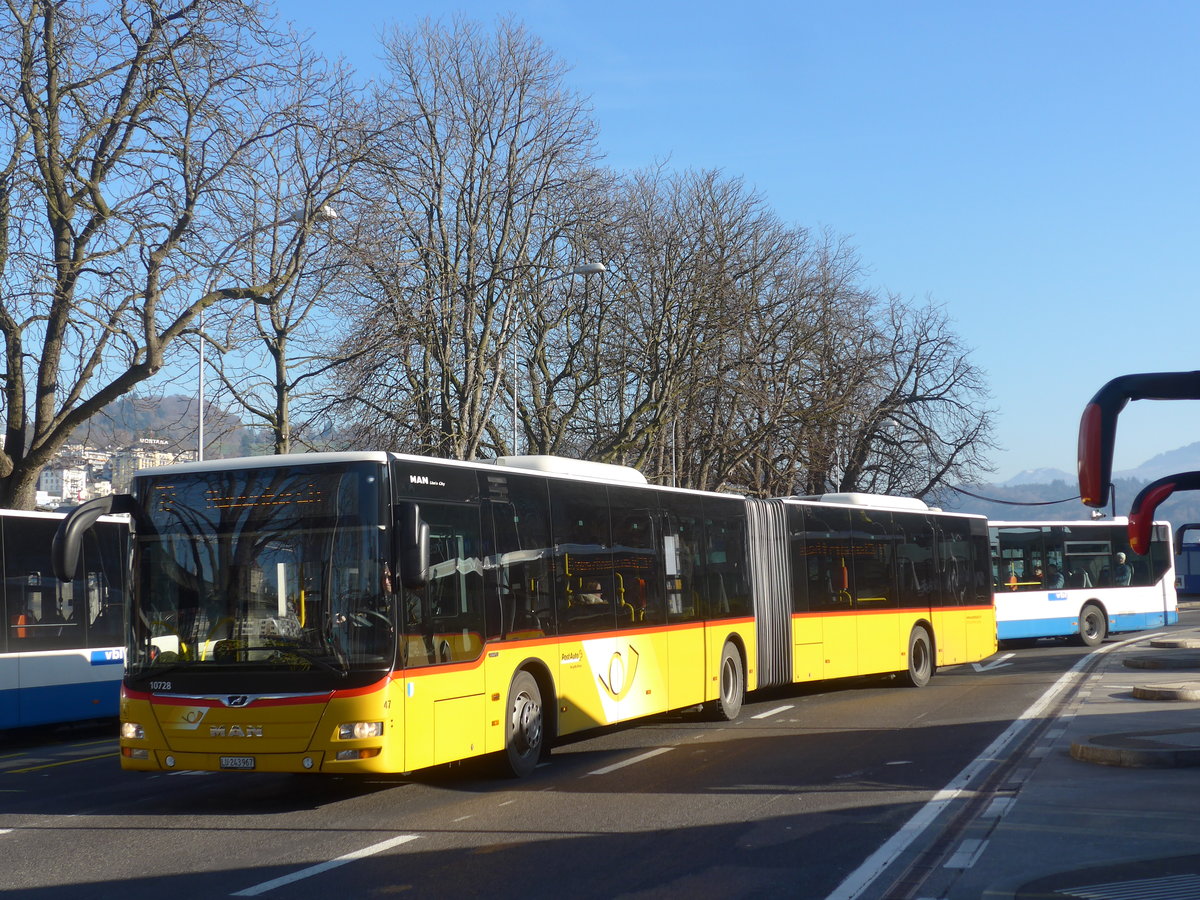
[944,838,988,869]
[981,797,1014,819]
[231,834,420,896]
[752,705,794,720]
[825,632,1161,900]
[973,652,1015,673]
[586,747,673,776]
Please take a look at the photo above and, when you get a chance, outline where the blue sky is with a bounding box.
[281,0,1200,483]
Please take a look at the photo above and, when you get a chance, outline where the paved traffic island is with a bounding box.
[1072,637,1200,767]
[1132,681,1200,700]
[1124,652,1200,669]
[1148,637,1200,649]
[1070,726,1200,768]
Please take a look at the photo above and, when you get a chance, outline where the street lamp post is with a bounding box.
[510,261,605,455]
[197,204,338,460]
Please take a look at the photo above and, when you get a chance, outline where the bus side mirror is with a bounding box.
[52,494,136,582]
[396,501,429,589]
[1128,472,1200,555]
[1078,370,1200,507]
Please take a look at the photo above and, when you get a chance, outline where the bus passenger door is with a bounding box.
[930,527,967,666]
[607,498,669,721]
[663,510,706,709]
[848,509,901,676]
[399,503,487,770]
[803,505,858,679]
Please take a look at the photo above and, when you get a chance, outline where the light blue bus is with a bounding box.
[990,519,1177,646]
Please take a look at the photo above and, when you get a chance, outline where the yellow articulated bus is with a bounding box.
[52,452,995,777]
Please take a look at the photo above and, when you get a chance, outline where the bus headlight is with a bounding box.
[338,721,384,740]
[121,722,145,740]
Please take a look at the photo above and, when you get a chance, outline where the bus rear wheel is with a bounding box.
[705,642,745,721]
[1078,604,1107,647]
[503,670,544,778]
[901,626,934,687]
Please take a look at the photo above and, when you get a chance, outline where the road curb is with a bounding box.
[1124,652,1200,670]
[1149,637,1200,649]
[1132,680,1200,700]
[1070,727,1200,768]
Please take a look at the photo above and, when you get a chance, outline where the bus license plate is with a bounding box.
[220,756,256,770]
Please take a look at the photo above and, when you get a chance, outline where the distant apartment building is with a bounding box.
[57,443,115,472]
[37,465,89,505]
[109,439,197,492]
[37,438,196,507]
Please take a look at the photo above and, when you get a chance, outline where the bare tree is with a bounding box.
[572,168,818,489]
[334,16,602,459]
[0,0,335,506]
[681,229,871,495]
[571,168,757,474]
[201,52,378,456]
[827,296,996,499]
[570,165,993,498]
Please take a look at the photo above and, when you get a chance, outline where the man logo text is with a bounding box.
[209,725,263,738]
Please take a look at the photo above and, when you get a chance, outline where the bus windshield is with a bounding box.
[127,462,391,679]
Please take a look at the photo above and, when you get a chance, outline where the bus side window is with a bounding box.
[608,486,664,628]
[704,498,751,618]
[802,504,854,612]
[661,494,704,623]
[850,508,896,609]
[483,473,554,640]
[549,480,614,635]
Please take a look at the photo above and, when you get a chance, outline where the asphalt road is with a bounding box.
[3,613,1194,899]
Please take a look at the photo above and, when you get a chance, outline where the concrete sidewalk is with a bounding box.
[949,627,1200,900]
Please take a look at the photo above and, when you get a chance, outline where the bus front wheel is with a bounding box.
[503,670,544,778]
[901,626,934,687]
[705,642,745,721]
[1078,604,1107,647]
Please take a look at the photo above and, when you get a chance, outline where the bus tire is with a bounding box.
[503,670,544,778]
[901,626,934,688]
[706,642,745,721]
[1078,604,1107,647]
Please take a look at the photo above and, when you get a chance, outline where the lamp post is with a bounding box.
[197,204,338,460]
[510,261,605,455]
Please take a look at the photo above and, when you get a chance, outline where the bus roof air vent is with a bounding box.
[493,455,648,485]
[798,492,930,511]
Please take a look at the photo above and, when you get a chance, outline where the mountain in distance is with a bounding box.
[69,393,255,458]
[1116,442,1200,483]
[1000,442,1200,490]
[951,442,1200,528]
[1001,467,1073,487]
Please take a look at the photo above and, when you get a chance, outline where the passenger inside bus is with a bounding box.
[1043,563,1065,589]
[1113,552,1132,586]
[575,581,605,605]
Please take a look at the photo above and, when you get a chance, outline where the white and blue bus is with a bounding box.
[990,519,1177,646]
[1,509,127,729]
